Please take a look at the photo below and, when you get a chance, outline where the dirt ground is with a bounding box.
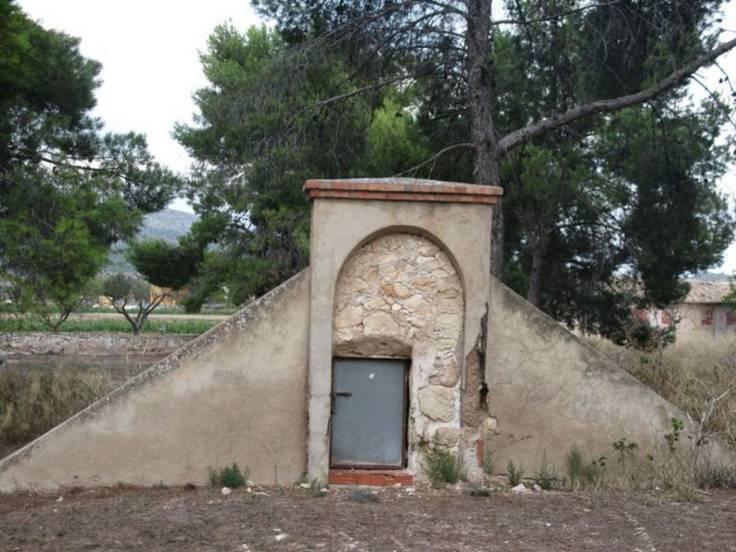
[0,485,734,551]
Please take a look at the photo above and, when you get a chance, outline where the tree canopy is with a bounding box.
[167,0,736,345]
[0,0,182,325]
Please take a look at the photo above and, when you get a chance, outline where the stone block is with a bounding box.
[418,386,456,422]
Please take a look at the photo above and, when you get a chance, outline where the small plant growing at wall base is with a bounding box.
[585,456,607,485]
[309,478,327,497]
[612,438,638,465]
[423,447,466,487]
[567,446,606,489]
[208,463,248,488]
[533,454,559,491]
[566,446,584,489]
[482,453,494,478]
[507,460,525,486]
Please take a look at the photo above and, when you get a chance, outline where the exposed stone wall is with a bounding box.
[333,233,464,474]
[0,332,193,356]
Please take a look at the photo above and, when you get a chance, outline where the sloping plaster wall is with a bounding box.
[483,277,727,474]
[0,271,311,492]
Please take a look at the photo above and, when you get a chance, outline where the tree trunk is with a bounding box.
[526,231,550,307]
[466,0,503,278]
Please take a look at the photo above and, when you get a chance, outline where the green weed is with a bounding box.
[566,446,607,489]
[506,460,525,486]
[423,447,466,487]
[208,463,248,488]
[533,454,559,490]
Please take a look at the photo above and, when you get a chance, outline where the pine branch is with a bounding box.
[394,142,473,176]
[492,0,624,26]
[497,37,736,155]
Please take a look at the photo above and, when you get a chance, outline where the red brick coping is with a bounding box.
[328,469,414,487]
[304,178,502,204]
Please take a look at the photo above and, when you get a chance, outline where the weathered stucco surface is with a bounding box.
[0,271,310,492]
[308,197,494,481]
[484,276,704,474]
[333,233,464,472]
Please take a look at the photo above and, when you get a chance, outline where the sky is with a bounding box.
[15,0,736,273]
[17,0,262,208]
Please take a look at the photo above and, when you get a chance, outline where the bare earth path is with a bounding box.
[0,486,734,551]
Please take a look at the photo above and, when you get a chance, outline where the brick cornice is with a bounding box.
[304,178,502,204]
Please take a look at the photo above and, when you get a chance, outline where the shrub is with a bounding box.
[423,447,466,487]
[506,460,525,486]
[567,446,607,489]
[0,366,115,450]
[208,463,248,488]
[696,464,736,489]
[664,417,684,452]
[533,454,559,490]
[482,453,494,477]
[612,438,639,465]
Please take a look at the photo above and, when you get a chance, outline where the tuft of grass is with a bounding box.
[482,452,494,477]
[567,446,607,489]
[309,478,327,497]
[696,464,736,489]
[566,446,584,489]
[533,454,559,490]
[507,460,525,486]
[208,463,248,488]
[0,318,216,334]
[0,366,115,451]
[423,447,466,487]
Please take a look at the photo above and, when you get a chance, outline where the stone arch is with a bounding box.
[336,225,467,293]
[332,232,465,473]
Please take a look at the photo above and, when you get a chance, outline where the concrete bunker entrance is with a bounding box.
[330,232,465,477]
[0,178,708,492]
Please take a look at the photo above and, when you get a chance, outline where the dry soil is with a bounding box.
[0,485,734,551]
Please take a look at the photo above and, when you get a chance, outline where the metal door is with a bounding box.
[330,358,408,468]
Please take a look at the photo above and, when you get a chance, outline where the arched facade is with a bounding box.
[305,178,498,483]
[332,233,465,473]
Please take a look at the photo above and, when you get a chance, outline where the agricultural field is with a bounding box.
[0,316,220,334]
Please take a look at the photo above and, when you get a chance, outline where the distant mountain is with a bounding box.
[136,208,198,242]
[105,209,198,274]
[692,272,730,282]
